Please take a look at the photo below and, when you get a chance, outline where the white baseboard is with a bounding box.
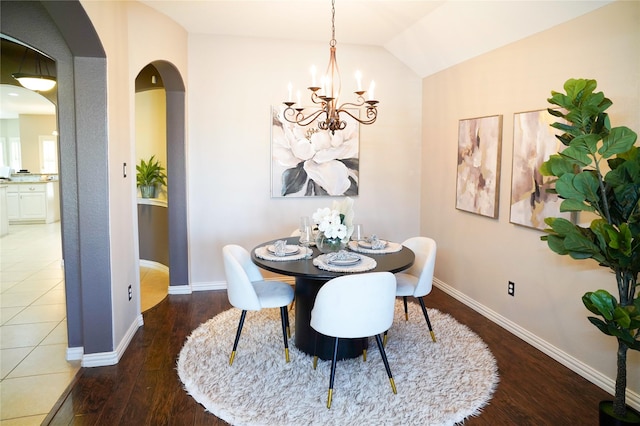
[433,278,640,411]
[80,314,143,367]
[66,346,83,361]
[168,284,192,294]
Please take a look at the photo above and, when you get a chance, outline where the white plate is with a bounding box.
[328,257,361,266]
[267,245,300,256]
[358,240,387,249]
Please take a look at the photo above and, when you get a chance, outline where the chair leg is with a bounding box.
[362,348,367,362]
[374,333,397,394]
[417,297,436,342]
[312,330,318,369]
[284,305,291,338]
[229,310,247,365]
[327,337,339,409]
[280,306,290,362]
[383,330,388,346]
[403,296,409,321]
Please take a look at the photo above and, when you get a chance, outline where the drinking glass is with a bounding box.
[300,216,311,233]
[299,225,313,258]
[351,224,364,241]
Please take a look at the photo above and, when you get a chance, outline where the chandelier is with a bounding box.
[282,0,378,134]
[11,46,57,92]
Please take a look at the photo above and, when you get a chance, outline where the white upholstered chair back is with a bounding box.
[311,272,396,339]
[222,244,262,311]
[401,237,437,298]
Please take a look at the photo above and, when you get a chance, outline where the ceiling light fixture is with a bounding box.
[282,0,378,134]
[11,47,57,92]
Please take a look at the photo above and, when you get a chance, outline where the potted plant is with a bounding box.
[136,155,167,199]
[540,78,640,424]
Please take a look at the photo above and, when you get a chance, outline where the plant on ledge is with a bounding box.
[136,155,167,199]
[540,78,640,423]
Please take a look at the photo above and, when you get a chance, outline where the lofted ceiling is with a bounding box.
[140,0,613,78]
[0,0,614,118]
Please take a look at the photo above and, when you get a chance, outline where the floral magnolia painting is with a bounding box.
[456,115,502,218]
[271,106,359,197]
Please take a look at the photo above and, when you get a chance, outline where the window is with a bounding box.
[39,135,58,173]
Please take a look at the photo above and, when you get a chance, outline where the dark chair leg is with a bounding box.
[403,296,409,321]
[229,310,247,365]
[417,297,436,342]
[312,331,318,369]
[284,305,291,338]
[383,330,388,346]
[327,337,339,409]
[280,306,290,362]
[374,333,397,394]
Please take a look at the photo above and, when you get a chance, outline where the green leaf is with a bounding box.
[585,290,617,321]
[555,174,586,201]
[573,172,600,203]
[560,198,595,213]
[560,145,591,167]
[600,126,638,158]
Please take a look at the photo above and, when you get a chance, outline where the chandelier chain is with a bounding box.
[330,0,336,47]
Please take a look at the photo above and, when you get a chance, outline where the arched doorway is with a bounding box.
[1,1,189,361]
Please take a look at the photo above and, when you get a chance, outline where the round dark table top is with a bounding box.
[251,237,414,280]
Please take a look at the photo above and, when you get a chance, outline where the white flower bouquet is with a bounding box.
[311,198,354,252]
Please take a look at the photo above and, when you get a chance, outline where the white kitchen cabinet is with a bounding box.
[6,182,60,223]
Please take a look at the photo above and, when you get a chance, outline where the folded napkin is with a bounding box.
[254,245,312,261]
[347,240,403,254]
[313,252,376,273]
[369,235,386,250]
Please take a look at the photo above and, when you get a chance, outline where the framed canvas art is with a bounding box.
[270,106,359,197]
[509,109,573,230]
[456,115,503,218]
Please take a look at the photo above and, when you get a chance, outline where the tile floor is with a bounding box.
[0,222,168,425]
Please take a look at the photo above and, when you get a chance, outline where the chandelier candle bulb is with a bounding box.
[296,90,301,107]
[310,65,317,87]
[368,80,376,101]
[355,70,362,91]
[288,82,292,102]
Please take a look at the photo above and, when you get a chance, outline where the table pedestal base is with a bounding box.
[294,276,368,360]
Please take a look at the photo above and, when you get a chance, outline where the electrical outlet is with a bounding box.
[508,281,515,296]
[128,284,132,301]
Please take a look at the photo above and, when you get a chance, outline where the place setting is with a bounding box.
[254,239,312,261]
[312,249,377,273]
[347,225,403,254]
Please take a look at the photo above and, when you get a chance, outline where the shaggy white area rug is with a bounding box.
[177,301,499,426]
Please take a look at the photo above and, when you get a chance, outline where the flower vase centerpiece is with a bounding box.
[312,197,354,254]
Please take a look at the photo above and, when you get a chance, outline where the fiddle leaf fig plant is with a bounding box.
[540,78,640,421]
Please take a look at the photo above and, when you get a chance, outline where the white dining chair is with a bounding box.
[222,244,294,365]
[310,272,397,409]
[386,236,437,345]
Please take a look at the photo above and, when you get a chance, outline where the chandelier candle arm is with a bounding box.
[281,0,379,134]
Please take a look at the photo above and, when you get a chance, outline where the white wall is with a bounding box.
[187,35,422,284]
[421,0,639,401]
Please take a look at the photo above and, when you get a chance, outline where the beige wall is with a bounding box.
[17,114,57,172]
[422,0,639,402]
[135,89,167,199]
[187,35,422,284]
[80,0,188,351]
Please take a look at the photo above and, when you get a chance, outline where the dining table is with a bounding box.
[251,236,414,361]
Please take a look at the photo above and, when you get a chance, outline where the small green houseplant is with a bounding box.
[136,155,167,198]
[540,78,640,423]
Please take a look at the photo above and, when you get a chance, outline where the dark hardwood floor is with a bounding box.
[45,286,611,425]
